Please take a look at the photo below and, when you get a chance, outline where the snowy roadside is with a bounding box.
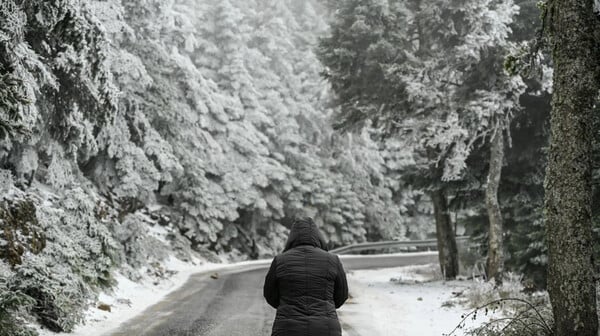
[338,264,487,336]
[35,256,272,336]
[34,255,498,336]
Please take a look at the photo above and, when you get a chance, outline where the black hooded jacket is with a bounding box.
[263,218,348,336]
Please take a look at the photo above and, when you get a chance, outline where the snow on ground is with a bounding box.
[36,256,272,336]
[35,254,497,336]
[339,264,487,336]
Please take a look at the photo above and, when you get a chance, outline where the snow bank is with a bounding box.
[339,264,483,336]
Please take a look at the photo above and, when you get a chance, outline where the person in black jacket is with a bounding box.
[263,217,349,336]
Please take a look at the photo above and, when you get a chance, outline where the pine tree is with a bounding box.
[0,0,433,333]
[318,0,522,279]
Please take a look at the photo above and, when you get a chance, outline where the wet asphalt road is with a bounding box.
[108,252,438,336]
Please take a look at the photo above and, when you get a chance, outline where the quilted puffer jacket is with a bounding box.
[263,217,348,336]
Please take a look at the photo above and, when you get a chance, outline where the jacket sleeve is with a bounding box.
[333,255,348,308]
[263,256,279,309]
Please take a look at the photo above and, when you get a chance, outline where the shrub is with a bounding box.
[0,189,119,332]
[0,264,36,336]
[448,298,554,336]
[12,256,88,332]
[0,198,45,267]
[464,273,526,308]
[446,274,553,336]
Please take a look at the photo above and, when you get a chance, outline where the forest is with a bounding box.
[0,0,599,335]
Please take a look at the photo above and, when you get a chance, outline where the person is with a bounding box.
[263,217,348,336]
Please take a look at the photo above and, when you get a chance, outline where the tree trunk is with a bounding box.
[485,130,504,284]
[430,189,458,279]
[545,0,599,334]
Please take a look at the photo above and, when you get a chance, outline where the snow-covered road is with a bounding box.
[109,264,274,336]
[40,252,477,336]
[106,252,441,335]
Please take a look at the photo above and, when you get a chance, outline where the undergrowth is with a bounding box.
[445,297,553,336]
[445,273,554,336]
[0,266,36,336]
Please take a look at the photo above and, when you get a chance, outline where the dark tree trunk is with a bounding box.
[545,0,599,334]
[431,189,458,279]
[486,130,504,283]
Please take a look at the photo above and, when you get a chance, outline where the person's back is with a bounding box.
[263,217,348,336]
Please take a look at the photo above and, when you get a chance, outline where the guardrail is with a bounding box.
[330,236,470,255]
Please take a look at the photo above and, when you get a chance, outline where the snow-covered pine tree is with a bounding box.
[318,0,523,279]
[0,1,429,333]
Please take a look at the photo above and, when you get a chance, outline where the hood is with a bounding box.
[283,217,328,252]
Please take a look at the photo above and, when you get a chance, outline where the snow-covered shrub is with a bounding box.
[0,195,81,333]
[448,297,553,336]
[113,212,170,280]
[0,197,45,266]
[463,280,497,309]
[464,273,527,309]
[12,255,88,332]
[9,145,38,187]
[95,115,161,202]
[0,263,36,336]
[461,240,600,334]
[0,169,13,192]
[43,145,74,190]
[0,72,29,140]
[0,188,119,332]
[37,188,119,289]
[447,273,553,336]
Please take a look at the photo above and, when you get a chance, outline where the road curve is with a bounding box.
[108,252,438,336]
